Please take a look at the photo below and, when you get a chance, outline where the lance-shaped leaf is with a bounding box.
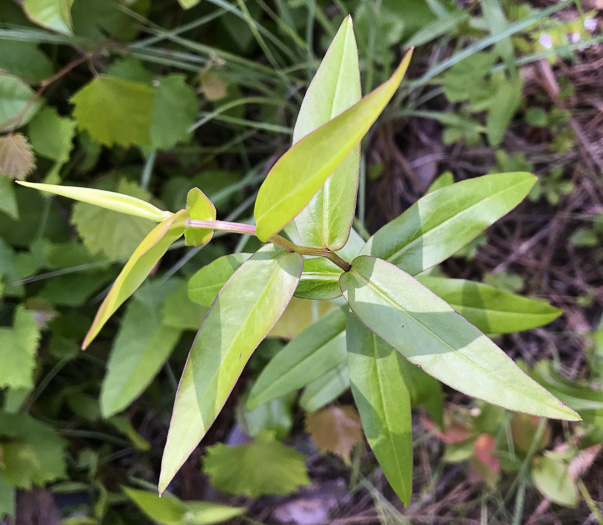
[247,307,348,409]
[254,49,413,242]
[417,276,562,334]
[293,16,361,250]
[160,246,303,494]
[347,313,413,505]
[83,210,188,349]
[188,253,250,307]
[16,181,172,222]
[360,173,536,275]
[340,256,580,421]
[295,258,343,300]
[184,188,216,246]
[300,361,350,413]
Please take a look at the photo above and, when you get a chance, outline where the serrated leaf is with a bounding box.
[306,405,362,463]
[531,454,578,507]
[293,16,361,250]
[0,74,43,132]
[28,106,76,163]
[150,75,198,150]
[160,246,303,493]
[18,179,172,222]
[203,431,310,497]
[0,177,19,219]
[184,188,215,247]
[71,76,154,147]
[360,173,536,275]
[100,281,182,418]
[254,49,413,242]
[83,209,188,349]
[188,253,250,307]
[340,256,580,421]
[248,307,347,409]
[417,276,562,334]
[0,413,66,489]
[300,361,350,413]
[23,0,74,34]
[0,306,41,390]
[347,313,413,504]
[0,133,35,180]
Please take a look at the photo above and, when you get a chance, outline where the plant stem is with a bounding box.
[186,219,353,271]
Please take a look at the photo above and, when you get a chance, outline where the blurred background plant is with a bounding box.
[0,0,602,523]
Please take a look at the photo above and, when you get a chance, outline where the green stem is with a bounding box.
[186,219,352,272]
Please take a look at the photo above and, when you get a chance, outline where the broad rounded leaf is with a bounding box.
[531,454,578,508]
[347,313,413,505]
[28,106,76,163]
[71,76,154,147]
[340,256,580,421]
[293,16,361,250]
[23,0,74,34]
[0,134,35,180]
[305,405,362,462]
[247,307,347,409]
[17,180,172,222]
[184,188,216,247]
[360,173,536,275]
[0,74,43,132]
[188,253,250,307]
[159,246,303,494]
[254,49,413,241]
[417,276,562,334]
[83,210,188,348]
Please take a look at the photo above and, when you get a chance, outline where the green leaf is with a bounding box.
[486,75,523,146]
[18,179,172,222]
[0,74,43,132]
[162,280,207,331]
[339,256,580,421]
[347,313,413,505]
[295,258,343,300]
[160,246,303,493]
[203,431,310,497]
[299,361,350,413]
[71,76,154,147]
[178,0,202,8]
[0,133,35,180]
[417,276,562,334]
[83,209,188,349]
[184,188,216,247]
[243,394,295,441]
[150,74,198,150]
[28,106,77,163]
[0,41,52,84]
[425,172,454,194]
[361,173,536,275]
[23,0,74,34]
[188,253,250,307]
[123,487,187,525]
[0,413,66,489]
[0,477,15,521]
[254,49,413,242]
[0,306,41,390]
[100,281,182,418]
[531,453,578,508]
[247,307,348,409]
[0,177,18,219]
[293,16,361,250]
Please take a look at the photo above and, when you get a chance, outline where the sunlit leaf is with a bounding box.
[306,405,362,463]
[178,0,202,8]
[293,16,361,250]
[83,210,188,349]
[360,173,536,275]
[247,307,347,409]
[184,188,216,247]
[23,0,74,34]
[188,253,250,307]
[254,49,413,241]
[340,256,580,421]
[0,134,35,180]
[203,431,310,497]
[269,297,333,340]
[347,313,413,505]
[0,74,43,132]
[71,76,154,147]
[160,246,303,493]
[18,179,172,222]
[417,276,562,334]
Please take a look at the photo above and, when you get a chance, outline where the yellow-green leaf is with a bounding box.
[83,210,188,349]
[16,180,172,222]
[184,187,216,247]
[293,16,361,250]
[159,246,303,494]
[254,49,413,241]
[23,0,74,35]
[340,256,580,421]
